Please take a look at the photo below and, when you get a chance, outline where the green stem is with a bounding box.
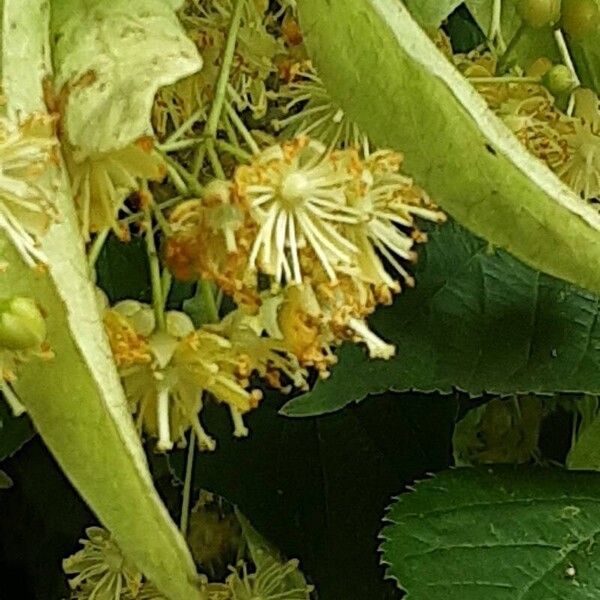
[205,0,244,137]
[192,144,207,178]
[159,137,206,153]
[1,382,26,417]
[497,23,526,73]
[216,139,252,162]
[205,139,226,179]
[164,106,206,145]
[490,0,507,53]
[162,153,204,196]
[469,76,541,84]
[224,97,260,154]
[179,429,196,535]
[200,279,219,323]
[161,269,172,311]
[165,163,189,196]
[120,196,183,226]
[87,228,110,270]
[144,207,166,331]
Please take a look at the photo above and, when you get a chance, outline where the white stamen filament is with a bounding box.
[156,387,173,451]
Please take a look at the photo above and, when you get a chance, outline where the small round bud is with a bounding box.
[0,297,46,350]
[544,64,578,94]
[561,0,600,39]
[517,0,562,28]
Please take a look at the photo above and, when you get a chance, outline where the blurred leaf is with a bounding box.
[465,0,559,64]
[282,222,600,417]
[569,32,600,95]
[381,466,600,599]
[235,509,312,595]
[0,398,34,462]
[169,391,456,600]
[446,5,487,53]
[404,0,463,28]
[0,469,12,488]
[453,396,543,465]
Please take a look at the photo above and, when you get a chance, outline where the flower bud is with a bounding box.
[516,0,562,28]
[561,0,600,39]
[0,297,46,350]
[543,64,578,94]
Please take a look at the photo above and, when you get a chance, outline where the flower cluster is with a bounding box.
[87,0,445,452]
[102,295,306,451]
[0,113,58,266]
[64,526,312,600]
[455,46,600,203]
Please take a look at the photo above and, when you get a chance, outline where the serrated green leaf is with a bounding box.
[381,466,600,599]
[2,2,201,598]
[281,222,600,417]
[50,0,202,153]
[0,398,34,462]
[296,0,600,294]
[404,0,463,28]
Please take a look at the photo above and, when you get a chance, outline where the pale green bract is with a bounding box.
[298,0,600,295]
[51,0,202,154]
[1,1,203,599]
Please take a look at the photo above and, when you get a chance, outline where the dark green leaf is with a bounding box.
[381,466,600,599]
[0,398,34,462]
[169,391,456,600]
[282,222,600,417]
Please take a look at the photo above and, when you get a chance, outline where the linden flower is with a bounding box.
[499,95,573,172]
[261,284,337,376]
[343,150,446,292]
[181,0,284,119]
[300,256,398,360]
[226,559,314,600]
[153,74,207,140]
[557,89,600,200]
[104,299,306,450]
[64,138,166,241]
[209,308,309,393]
[0,113,57,266]
[271,62,366,149]
[165,181,260,311]
[63,527,142,600]
[235,137,361,284]
[105,300,265,451]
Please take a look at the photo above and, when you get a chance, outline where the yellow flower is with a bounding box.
[165,181,260,311]
[271,61,366,149]
[557,89,600,200]
[0,113,57,266]
[63,527,142,600]
[235,136,361,284]
[226,559,313,600]
[64,137,166,240]
[180,0,284,119]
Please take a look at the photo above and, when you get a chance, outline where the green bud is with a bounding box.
[543,64,578,94]
[561,0,600,39]
[0,296,46,350]
[517,0,562,28]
